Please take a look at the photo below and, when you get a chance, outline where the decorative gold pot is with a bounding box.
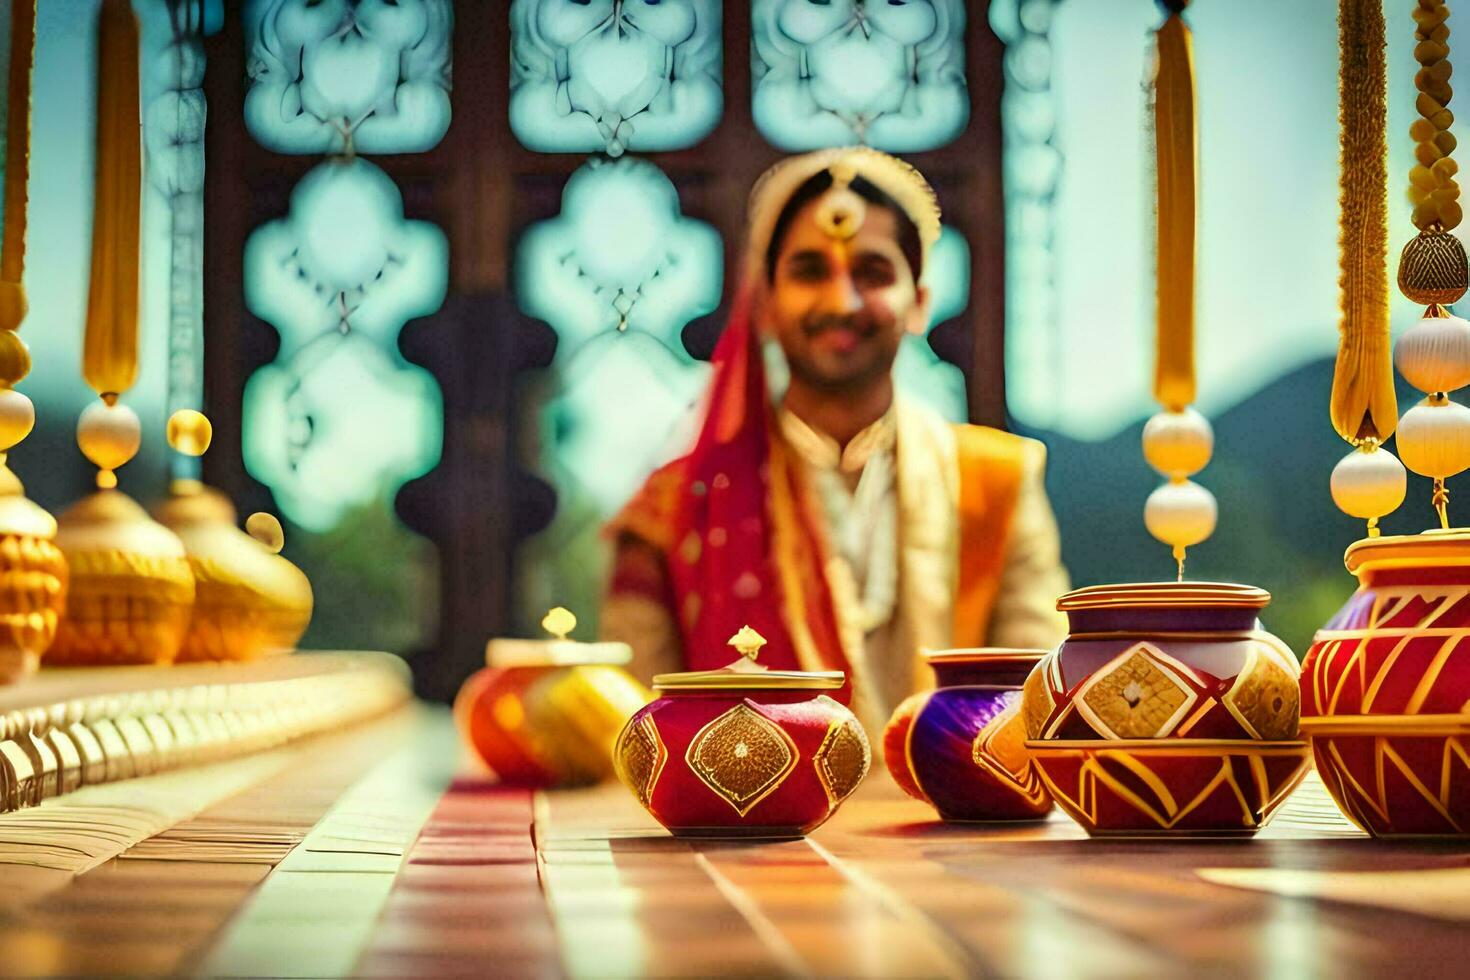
[48,490,194,666]
[153,482,312,662]
[0,465,66,684]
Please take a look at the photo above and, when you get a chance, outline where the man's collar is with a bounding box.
[777,402,898,474]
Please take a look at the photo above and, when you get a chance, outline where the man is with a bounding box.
[602,147,1068,731]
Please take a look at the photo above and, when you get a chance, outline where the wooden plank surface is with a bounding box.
[0,704,432,977]
[524,771,1470,979]
[4,707,1470,978]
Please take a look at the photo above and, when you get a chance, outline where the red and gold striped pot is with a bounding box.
[1302,531,1470,837]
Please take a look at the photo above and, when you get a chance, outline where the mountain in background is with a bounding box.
[1021,356,1442,656]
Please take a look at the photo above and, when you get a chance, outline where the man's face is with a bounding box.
[763,198,930,394]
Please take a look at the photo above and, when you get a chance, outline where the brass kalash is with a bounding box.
[38,0,309,670]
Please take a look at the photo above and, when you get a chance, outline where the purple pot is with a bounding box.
[883,649,1052,822]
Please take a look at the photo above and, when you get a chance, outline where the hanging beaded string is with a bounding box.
[1408,0,1460,234]
[1142,0,1217,581]
[1329,0,1406,537]
[1392,0,1470,531]
[0,1,37,481]
[75,0,145,489]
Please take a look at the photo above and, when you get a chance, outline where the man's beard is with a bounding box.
[784,313,898,393]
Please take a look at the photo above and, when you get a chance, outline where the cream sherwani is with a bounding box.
[603,397,1070,734]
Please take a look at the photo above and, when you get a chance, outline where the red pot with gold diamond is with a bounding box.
[1021,582,1309,837]
[614,627,871,838]
[1302,532,1470,837]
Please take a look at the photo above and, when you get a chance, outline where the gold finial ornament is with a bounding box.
[728,625,767,662]
[49,0,197,666]
[245,512,285,554]
[166,408,212,458]
[152,411,312,662]
[542,606,577,641]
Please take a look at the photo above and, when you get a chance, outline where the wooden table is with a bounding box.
[4,708,1470,978]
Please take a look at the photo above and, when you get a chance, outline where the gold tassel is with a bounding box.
[0,0,35,349]
[1154,13,1196,411]
[1332,0,1395,443]
[82,0,142,399]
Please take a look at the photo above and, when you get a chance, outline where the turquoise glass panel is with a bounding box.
[752,0,968,152]
[516,156,721,630]
[510,0,723,156]
[243,0,453,155]
[242,158,447,531]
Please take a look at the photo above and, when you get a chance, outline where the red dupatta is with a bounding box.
[611,284,851,679]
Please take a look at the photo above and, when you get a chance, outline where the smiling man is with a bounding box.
[602,147,1069,730]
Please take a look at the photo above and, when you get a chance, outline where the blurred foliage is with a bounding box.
[286,492,439,654]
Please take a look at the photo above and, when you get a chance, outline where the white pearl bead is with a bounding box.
[1144,479,1217,549]
[1394,312,1470,394]
[1395,397,1470,478]
[1141,407,1214,478]
[1330,445,1407,519]
[77,400,141,474]
[0,387,35,452]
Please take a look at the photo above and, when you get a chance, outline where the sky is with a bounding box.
[1016,0,1435,440]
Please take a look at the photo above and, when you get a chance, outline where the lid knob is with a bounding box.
[542,607,577,641]
[727,625,766,662]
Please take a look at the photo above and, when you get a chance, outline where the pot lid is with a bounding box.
[922,647,1049,666]
[486,607,631,668]
[653,626,845,691]
[1056,581,1269,611]
[1343,528,1470,574]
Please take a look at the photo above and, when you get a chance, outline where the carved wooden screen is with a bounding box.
[202,2,1006,699]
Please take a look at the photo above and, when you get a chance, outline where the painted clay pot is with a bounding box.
[615,646,870,838]
[1302,531,1470,837]
[884,649,1051,822]
[455,634,650,788]
[1022,582,1309,837]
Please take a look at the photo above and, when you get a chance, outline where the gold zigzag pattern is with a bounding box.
[1315,585,1470,717]
[1034,745,1307,833]
[1317,733,1470,833]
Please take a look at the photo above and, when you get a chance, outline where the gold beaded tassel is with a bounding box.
[1143,1,1217,581]
[49,0,196,667]
[1329,0,1407,538]
[0,0,66,685]
[0,0,37,438]
[77,0,145,488]
[1393,0,1470,531]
